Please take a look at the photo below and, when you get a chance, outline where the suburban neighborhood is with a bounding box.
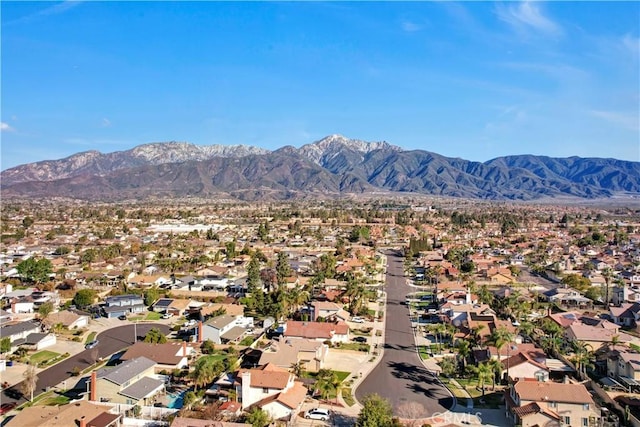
[0,200,639,427]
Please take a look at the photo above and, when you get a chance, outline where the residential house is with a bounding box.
[609,303,640,327]
[4,400,123,427]
[606,349,640,390]
[120,342,195,371]
[258,336,329,372]
[0,320,41,343]
[238,363,307,420]
[284,320,349,344]
[544,288,593,309]
[12,331,57,351]
[93,356,163,405]
[102,294,146,318]
[200,314,248,344]
[311,301,350,322]
[152,298,191,316]
[43,310,90,330]
[505,379,598,427]
[566,323,635,350]
[499,343,573,382]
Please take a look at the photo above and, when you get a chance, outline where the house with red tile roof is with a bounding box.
[238,363,307,420]
[506,379,598,427]
[284,320,349,344]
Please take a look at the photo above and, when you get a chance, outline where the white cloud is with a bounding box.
[495,1,562,37]
[101,118,112,127]
[401,20,422,33]
[590,110,639,132]
[5,1,83,26]
[0,122,14,132]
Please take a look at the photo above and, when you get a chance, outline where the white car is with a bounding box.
[304,408,330,421]
[351,316,365,323]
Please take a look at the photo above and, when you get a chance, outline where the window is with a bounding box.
[582,418,589,426]
[549,401,557,408]
[583,403,590,410]
[564,416,570,425]
[263,388,269,393]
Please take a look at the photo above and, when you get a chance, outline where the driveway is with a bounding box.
[1,323,170,405]
[355,250,454,417]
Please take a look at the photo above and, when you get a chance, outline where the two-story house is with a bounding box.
[102,294,146,318]
[200,314,247,344]
[506,380,598,427]
[238,363,307,420]
[607,349,640,390]
[92,356,164,405]
[310,301,350,322]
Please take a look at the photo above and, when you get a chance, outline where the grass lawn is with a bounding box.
[40,393,71,406]
[342,388,356,406]
[129,316,144,321]
[85,331,97,344]
[417,346,431,360]
[336,342,370,352]
[145,312,162,321]
[29,350,60,365]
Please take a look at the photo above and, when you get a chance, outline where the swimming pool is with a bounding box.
[166,389,187,409]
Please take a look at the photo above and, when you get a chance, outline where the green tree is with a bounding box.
[201,339,216,354]
[144,287,160,306]
[276,251,292,287]
[143,327,167,344]
[225,240,236,260]
[16,257,53,284]
[437,356,457,377]
[0,337,10,354]
[455,340,471,371]
[38,301,54,322]
[191,355,225,390]
[246,407,270,427]
[182,391,198,411]
[474,362,493,398]
[489,326,514,359]
[357,393,395,427]
[73,289,96,308]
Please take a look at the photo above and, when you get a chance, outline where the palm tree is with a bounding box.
[471,324,486,348]
[22,363,39,402]
[487,358,503,390]
[475,362,493,399]
[314,369,340,403]
[455,340,471,371]
[290,361,305,378]
[517,321,535,341]
[571,341,594,377]
[490,326,515,359]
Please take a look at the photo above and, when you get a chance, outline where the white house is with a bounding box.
[238,363,307,420]
[200,314,247,344]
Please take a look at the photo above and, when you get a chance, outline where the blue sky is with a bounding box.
[1,1,639,170]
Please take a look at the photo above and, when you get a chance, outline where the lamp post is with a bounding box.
[133,319,137,344]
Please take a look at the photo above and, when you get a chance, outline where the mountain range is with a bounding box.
[2,134,639,201]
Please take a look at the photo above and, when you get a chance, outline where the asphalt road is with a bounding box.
[355,250,454,418]
[1,323,170,405]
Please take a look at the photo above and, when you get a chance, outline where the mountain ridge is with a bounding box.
[2,135,639,202]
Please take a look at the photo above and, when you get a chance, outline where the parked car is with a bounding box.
[352,336,367,343]
[0,402,17,415]
[351,316,365,323]
[118,315,127,320]
[85,340,99,350]
[304,408,330,421]
[162,312,172,319]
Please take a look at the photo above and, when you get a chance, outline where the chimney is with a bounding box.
[240,371,251,409]
[182,341,187,357]
[197,321,203,343]
[90,371,97,401]
[10,302,16,314]
[79,416,86,427]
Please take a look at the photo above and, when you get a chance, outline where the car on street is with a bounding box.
[0,402,17,415]
[85,340,99,349]
[118,315,127,320]
[351,316,365,323]
[304,408,330,421]
[352,336,367,343]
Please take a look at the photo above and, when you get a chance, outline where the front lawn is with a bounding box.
[145,312,162,320]
[29,350,61,366]
[335,342,370,352]
[85,332,97,344]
